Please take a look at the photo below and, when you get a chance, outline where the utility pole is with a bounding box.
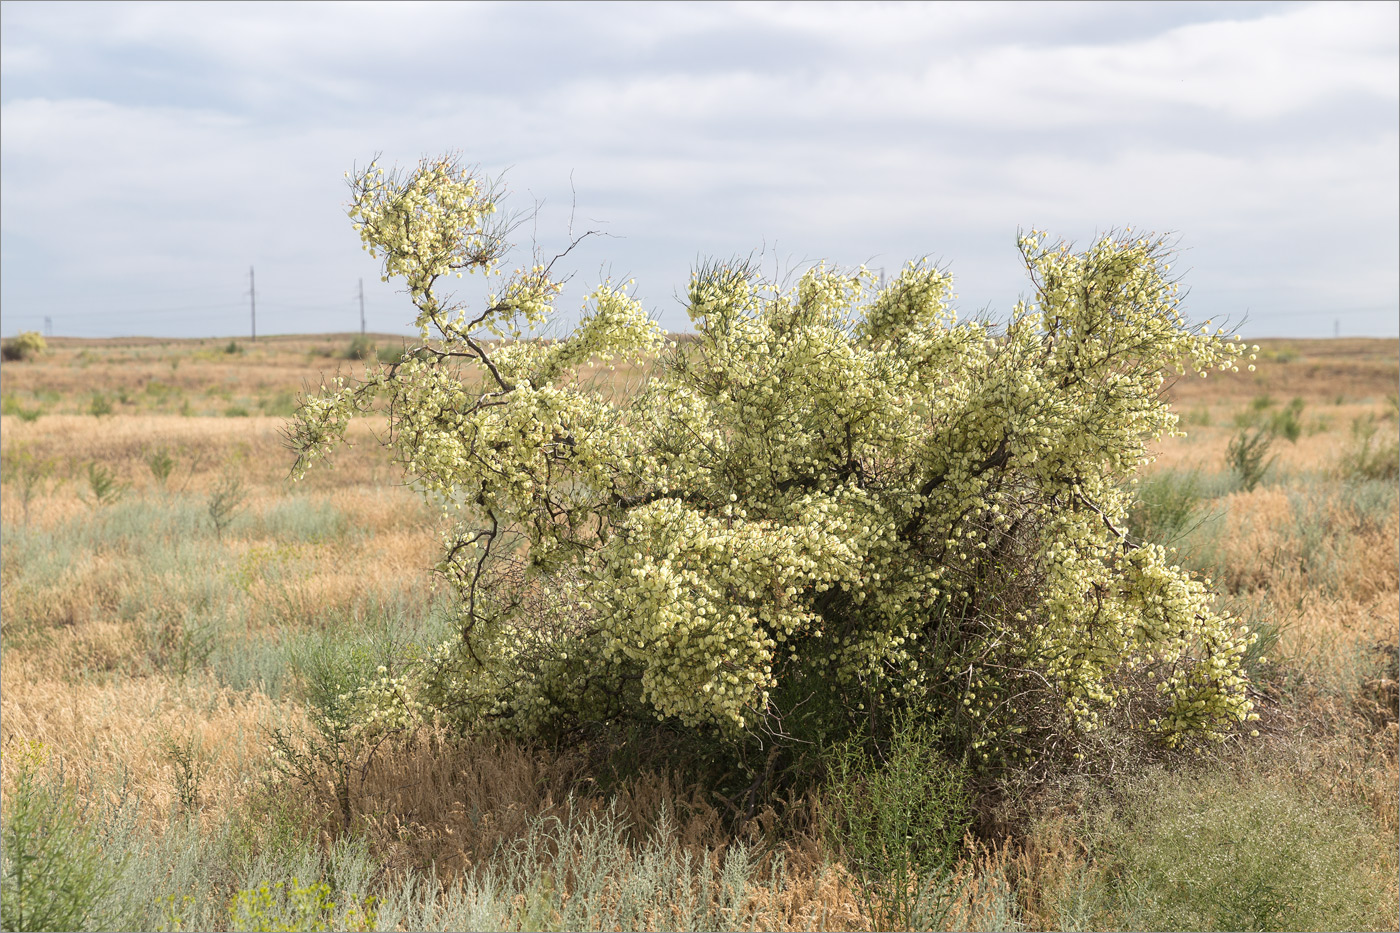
[358,278,366,335]
[43,315,52,338]
[1334,318,1340,339]
[249,266,257,342]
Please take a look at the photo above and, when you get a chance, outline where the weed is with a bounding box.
[1098,767,1392,932]
[3,394,45,422]
[1268,396,1305,442]
[160,734,206,816]
[146,447,178,488]
[0,746,124,932]
[80,460,129,508]
[1226,427,1275,491]
[1339,413,1400,481]
[258,391,300,417]
[344,335,375,361]
[208,470,247,540]
[146,611,218,676]
[225,405,251,417]
[224,340,244,355]
[228,877,377,933]
[1127,468,1203,544]
[824,716,973,930]
[88,392,114,417]
[1,446,59,525]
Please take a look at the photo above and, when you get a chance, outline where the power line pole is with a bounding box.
[43,315,52,338]
[359,278,366,335]
[249,266,257,342]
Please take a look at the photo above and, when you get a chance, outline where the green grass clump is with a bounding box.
[1127,469,1203,545]
[1085,767,1392,932]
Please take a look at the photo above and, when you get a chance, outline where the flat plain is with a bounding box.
[1,333,1396,931]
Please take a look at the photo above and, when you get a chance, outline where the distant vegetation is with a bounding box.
[1,331,46,362]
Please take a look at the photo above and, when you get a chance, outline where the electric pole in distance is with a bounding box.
[249,266,257,342]
[359,278,366,335]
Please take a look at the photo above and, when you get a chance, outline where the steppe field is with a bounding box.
[1,333,1397,932]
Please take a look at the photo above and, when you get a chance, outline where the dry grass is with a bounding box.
[0,657,303,829]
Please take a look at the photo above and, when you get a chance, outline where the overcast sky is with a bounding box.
[1,0,1396,340]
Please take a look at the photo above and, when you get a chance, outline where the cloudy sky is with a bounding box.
[1,0,1396,339]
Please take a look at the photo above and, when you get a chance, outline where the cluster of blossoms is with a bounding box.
[290,156,1260,765]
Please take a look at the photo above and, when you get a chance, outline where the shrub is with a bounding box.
[208,470,246,540]
[146,447,177,488]
[1,331,46,362]
[1268,396,1305,442]
[1226,427,1274,491]
[87,392,113,417]
[1339,412,1400,481]
[344,335,375,360]
[79,460,128,508]
[290,155,1260,774]
[824,717,972,930]
[0,745,124,932]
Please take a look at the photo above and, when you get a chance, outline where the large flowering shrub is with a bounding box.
[289,155,1259,768]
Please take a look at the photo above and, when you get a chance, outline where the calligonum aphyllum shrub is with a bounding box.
[288,153,1259,770]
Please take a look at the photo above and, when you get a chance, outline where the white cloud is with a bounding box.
[0,1,1394,338]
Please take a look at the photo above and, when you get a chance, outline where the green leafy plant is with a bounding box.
[824,718,972,930]
[290,155,1260,776]
[1,331,46,362]
[228,878,377,933]
[1338,412,1399,481]
[80,461,128,508]
[223,340,244,355]
[1226,427,1275,491]
[145,447,177,488]
[1268,396,1305,443]
[87,392,114,417]
[0,744,124,933]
